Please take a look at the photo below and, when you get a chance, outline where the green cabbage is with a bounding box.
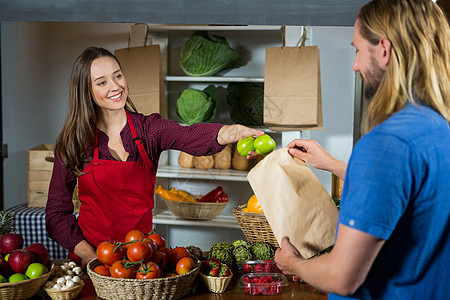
[226,83,264,126]
[176,85,217,125]
[180,31,241,77]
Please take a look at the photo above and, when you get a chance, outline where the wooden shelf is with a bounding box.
[149,25,282,31]
[153,209,241,229]
[156,165,249,182]
[165,76,264,83]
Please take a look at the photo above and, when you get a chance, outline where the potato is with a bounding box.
[213,144,232,169]
[194,155,214,170]
[178,151,195,168]
[232,143,251,171]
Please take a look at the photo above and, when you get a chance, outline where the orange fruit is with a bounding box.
[247,195,263,213]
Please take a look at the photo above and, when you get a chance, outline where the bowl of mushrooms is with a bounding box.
[43,260,84,300]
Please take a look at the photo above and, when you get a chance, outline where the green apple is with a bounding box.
[9,273,28,283]
[25,263,48,279]
[0,274,6,283]
[254,134,276,155]
[237,137,256,156]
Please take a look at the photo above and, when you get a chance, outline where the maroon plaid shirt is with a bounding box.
[45,112,224,252]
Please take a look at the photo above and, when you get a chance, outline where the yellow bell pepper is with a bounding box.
[155,185,197,202]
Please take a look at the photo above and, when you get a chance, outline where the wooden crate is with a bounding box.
[27,144,80,211]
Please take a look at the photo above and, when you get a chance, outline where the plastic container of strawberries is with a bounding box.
[239,259,279,274]
[238,273,288,296]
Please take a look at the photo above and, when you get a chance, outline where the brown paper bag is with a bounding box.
[115,45,167,118]
[264,46,323,131]
[247,148,338,258]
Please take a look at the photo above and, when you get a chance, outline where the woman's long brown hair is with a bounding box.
[55,47,137,176]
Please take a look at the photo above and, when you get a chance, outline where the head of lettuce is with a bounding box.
[180,31,242,77]
[176,85,217,125]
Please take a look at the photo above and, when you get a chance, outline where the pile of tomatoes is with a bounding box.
[94,229,196,279]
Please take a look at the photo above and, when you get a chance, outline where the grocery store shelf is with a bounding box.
[153,209,241,229]
[156,165,249,182]
[165,76,264,83]
[149,25,282,31]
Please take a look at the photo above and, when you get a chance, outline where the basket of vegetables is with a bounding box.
[156,186,228,220]
[87,230,200,300]
[232,196,279,249]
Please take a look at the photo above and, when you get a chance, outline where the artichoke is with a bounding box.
[231,239,249,249]
[210,242,234,253]
[208,247,234,268]
[233,245,253,265]
[186,245,205,261]
[250,242,274,260]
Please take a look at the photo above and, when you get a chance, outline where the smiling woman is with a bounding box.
[45,46,265,268]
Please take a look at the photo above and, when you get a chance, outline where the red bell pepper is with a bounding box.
[215,193,228,203]
[198,186,224,202]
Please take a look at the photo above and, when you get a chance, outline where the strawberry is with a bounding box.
[264,259,276,272]
[243,263,253,273]
[208,267,220,277]
[219,265,231,277]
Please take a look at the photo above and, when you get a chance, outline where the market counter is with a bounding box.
[33,274,328,299]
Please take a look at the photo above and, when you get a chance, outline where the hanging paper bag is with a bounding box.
[247,148,338,258]
[115,44,167,118]
[264,45,323,131]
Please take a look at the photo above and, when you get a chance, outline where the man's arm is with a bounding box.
[275,224,385,296]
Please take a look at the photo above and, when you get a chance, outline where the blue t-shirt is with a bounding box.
[329,102,450,300]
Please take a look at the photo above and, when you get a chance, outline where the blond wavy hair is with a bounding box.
[358,0,450,132]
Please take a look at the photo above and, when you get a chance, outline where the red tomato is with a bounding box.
[96,241,124,266]
[143,238,158,255]
[158,247,171,255]
[164,273,178,278]
[151,251,168,268]
[146,233,166,249]
[136,261,161,279]
[127,241,153,262]
[167,247,191,267]
[124,230,145,248]
[175,256,195,275]
[93,265,110,277]
[110,260,136,279]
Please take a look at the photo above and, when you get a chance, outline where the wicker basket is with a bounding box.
[164,199,227,220]
[44,280,85,300]
[87,258,200,300]
[200,272,233,293]
[0,262,55,300]
[232,204,279,248]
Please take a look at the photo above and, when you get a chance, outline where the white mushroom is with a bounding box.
[65,275,73,281]
[52,283,62,290]
[72,266,83,275]
[68,261,77,269]
[45,281,54,289]
[66,279,75,288]
[72,276,81,284]
[65,270,74,276]
[61,285,69,290]
[56,277,66,285]
[60,265,68,272]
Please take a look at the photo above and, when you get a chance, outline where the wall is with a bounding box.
[1,22,356,217]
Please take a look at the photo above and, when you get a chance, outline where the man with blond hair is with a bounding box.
[275,0,450,299]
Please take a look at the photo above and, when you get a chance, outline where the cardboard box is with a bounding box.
[27,144,80,211]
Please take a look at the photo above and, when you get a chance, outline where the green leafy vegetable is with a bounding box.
[180,31,241,77]
[176,85,217,125]
[226,83,264,126]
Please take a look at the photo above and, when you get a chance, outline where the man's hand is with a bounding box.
[287,139,347,180]
[274,236,303,275]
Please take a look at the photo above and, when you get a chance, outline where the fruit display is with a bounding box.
[239,273,288,296]
[0,228,52,284]
[92,229,196,279]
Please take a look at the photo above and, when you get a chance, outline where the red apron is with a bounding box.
[77,111,156,247]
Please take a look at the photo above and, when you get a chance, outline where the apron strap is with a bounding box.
[126,111,150,162]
